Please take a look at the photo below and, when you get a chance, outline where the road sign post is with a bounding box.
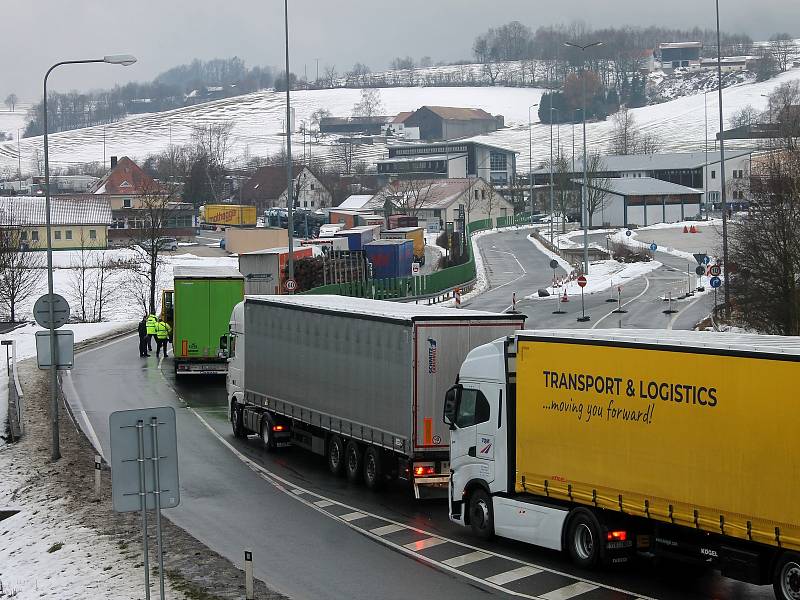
[110,407,180,600]
[576,275,590,322]
[606,278,616,302]
[612,285,627,314]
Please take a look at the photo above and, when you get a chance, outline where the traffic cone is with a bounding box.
[690,225,697,233]
[561,289,569,303]
[683,225,689,233]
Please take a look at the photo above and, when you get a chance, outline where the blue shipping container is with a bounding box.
[334,228,374,251]
[364,239,413,279]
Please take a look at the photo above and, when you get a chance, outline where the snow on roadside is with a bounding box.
[609,222,717,263]
[526,257,662,300]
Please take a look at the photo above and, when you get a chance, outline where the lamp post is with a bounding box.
[714,0,730,319]
[549,106,560,244]
[284,0,295,284]
[43,54,136,461]
[564,41,603,275]
[527,103,538,220]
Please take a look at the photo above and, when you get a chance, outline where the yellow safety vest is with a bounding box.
[155,321,172,340]
[146,315,158,335]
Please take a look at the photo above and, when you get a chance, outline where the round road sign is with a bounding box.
[702,255,711,265]
[284,278,297,292]
[650,243,657,252]
[549,259,558,270]
[710,265,722,277]
[625,230,632,237]
[695,266,705,276]
[33,293,70,329]
[710,276,722,289]
[577,275,587,288]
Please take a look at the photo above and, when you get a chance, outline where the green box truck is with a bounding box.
[166,266,244,376]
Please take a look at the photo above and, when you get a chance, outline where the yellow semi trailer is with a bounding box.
[445,329,800,600]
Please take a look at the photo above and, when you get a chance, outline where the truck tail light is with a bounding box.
[607,530,627,542]
[272,425,285,432]
[413,465,435,476]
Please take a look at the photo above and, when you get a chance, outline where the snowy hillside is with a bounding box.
[1,67,799,175]
[0,102,30,144]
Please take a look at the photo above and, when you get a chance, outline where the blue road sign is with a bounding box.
[703,256,711,265]
[650,243,657,252]
[710,276,722,288]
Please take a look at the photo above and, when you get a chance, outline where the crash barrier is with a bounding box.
[4,340,24,442]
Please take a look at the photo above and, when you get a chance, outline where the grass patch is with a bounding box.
[166,569,227,600]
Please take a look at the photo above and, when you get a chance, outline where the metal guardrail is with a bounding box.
[4,340,24,442]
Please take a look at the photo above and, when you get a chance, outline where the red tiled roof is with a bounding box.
[91,156,160,195]
[392,111,414,124]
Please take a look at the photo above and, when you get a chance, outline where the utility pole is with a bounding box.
[17,129,21,179]
[549,93,555,245]
[528,103,538,219]
[284,0,294,283]
[715,0,730,319]
[315,58,320,83]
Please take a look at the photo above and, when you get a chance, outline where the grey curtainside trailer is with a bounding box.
[226,295,525,497]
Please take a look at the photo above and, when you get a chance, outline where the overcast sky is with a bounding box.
[3,0,798,101]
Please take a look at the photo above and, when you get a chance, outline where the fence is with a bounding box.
[4,340,24,442]
[304,213,534,301]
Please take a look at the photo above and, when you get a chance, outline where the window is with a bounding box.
[474,190,479,200]
[711,170,716,179]
[310,183,315,190]
[310,201,314,208]
[31,231,39,242]
[89,229,97,240]
[455,389,491,428]
[123,198,132,208]
[489,152,507,172]
[481,189,486,200]
[20,231,28,241]
[55,230,62,240]
[65,230,73,240]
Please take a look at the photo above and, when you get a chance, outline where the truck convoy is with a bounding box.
[165,266,244,375]
[445,329,800,600]
[226,296,524,497]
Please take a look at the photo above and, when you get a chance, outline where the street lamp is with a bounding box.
[564,41,603,275]
[283,0,295,284]
[43,53,136,461]
[527,103,538,221]
[714,0,730,319]
[549,106,560,244]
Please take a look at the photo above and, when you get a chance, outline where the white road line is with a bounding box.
[340,511,368,522]
[370,523,406,536]
[313,499,336,508]
[667,291,708,331]
[291,488,305,495]
[442,550,491,568]
[486,566,542,585]
[187,408,656,600]
[60,370,105,458]
[404,537,447,551]
[540,582,599,599]
[592,276,652,329]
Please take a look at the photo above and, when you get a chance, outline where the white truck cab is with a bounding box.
[225,301,245,407]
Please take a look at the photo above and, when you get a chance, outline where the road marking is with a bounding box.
[405,536,447,551]
[291,488,305,495]
[60,371,105,459]
[667,291,709,331]
[541,582,598,599]
[486,566,542,585]
[370,523,406,536]
[442,550,490,567]
[313,499,335,508]
[187,408,655,600]
[340,511,368,522]
[591,276,652,329]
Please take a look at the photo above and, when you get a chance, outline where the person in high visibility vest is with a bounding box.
[154,317,172,359]
[145,314,158,352]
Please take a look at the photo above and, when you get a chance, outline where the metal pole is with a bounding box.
[284,0,294,283]
[150,417,166,600]
[137,420,151,600]
[715,0,730,318]
[704,90,709,215]
[17,130,21,178]
[528,105,533,219]
[549,95,554,244]
[581,60,589,274]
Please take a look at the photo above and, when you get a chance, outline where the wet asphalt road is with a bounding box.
[63,330,774,600]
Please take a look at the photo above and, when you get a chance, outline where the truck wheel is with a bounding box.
[327,435,345,476]
[231,401,246,439]
[260,416,276,452]
[566,510,603,569]
[773,552,800,600]
[469,488,494,540]
[363,446,383,490]
[345,440,363,483]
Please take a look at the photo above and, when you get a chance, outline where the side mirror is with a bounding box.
[219,335,228,351]
[443,384,461,428]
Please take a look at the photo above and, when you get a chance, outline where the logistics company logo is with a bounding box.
[209,209,238,223]
[427,339,438,374]
[480,437,493,454]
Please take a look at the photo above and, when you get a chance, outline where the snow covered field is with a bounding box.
[2,66,799,175]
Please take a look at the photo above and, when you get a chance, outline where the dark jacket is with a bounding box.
[138,320,148,339]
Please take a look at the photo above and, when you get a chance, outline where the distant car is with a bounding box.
[139,237,178,252]
[539,213,570,225]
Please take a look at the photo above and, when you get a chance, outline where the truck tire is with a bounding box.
[468,488,494,540]
[345,440,363,483]
[363,446,383,490]
[231,401,246,439]
[773,552,800,600]
[327,435,345,476]
[260,416,276,452]
[566,509,603,569]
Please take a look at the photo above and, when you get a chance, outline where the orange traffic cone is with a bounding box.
[683,225,689,233]
[690,225,697,233]
[561,289,569,303]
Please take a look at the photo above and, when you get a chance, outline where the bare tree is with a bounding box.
[609,107,661,155]
[332,134,356,175]
[352,88,383,118]
[67,231,121,322]
[323,65,338,88]
[68,231,96,323]
[377,179,435,218]
[0,203,44,322]
[729,105,762,129]
[584,153,611,227]
[191,121,234,202]
[4,93,18,112]
[482,184,504,223]
[769,33,797,73]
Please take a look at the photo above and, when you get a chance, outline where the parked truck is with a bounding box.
[444,329,800,600]
[165,266,244,375]
[203,204,257,227]
[225,296,524,497]
[381,226,425,265]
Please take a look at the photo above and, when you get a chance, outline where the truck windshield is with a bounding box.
[455,389,490,428]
